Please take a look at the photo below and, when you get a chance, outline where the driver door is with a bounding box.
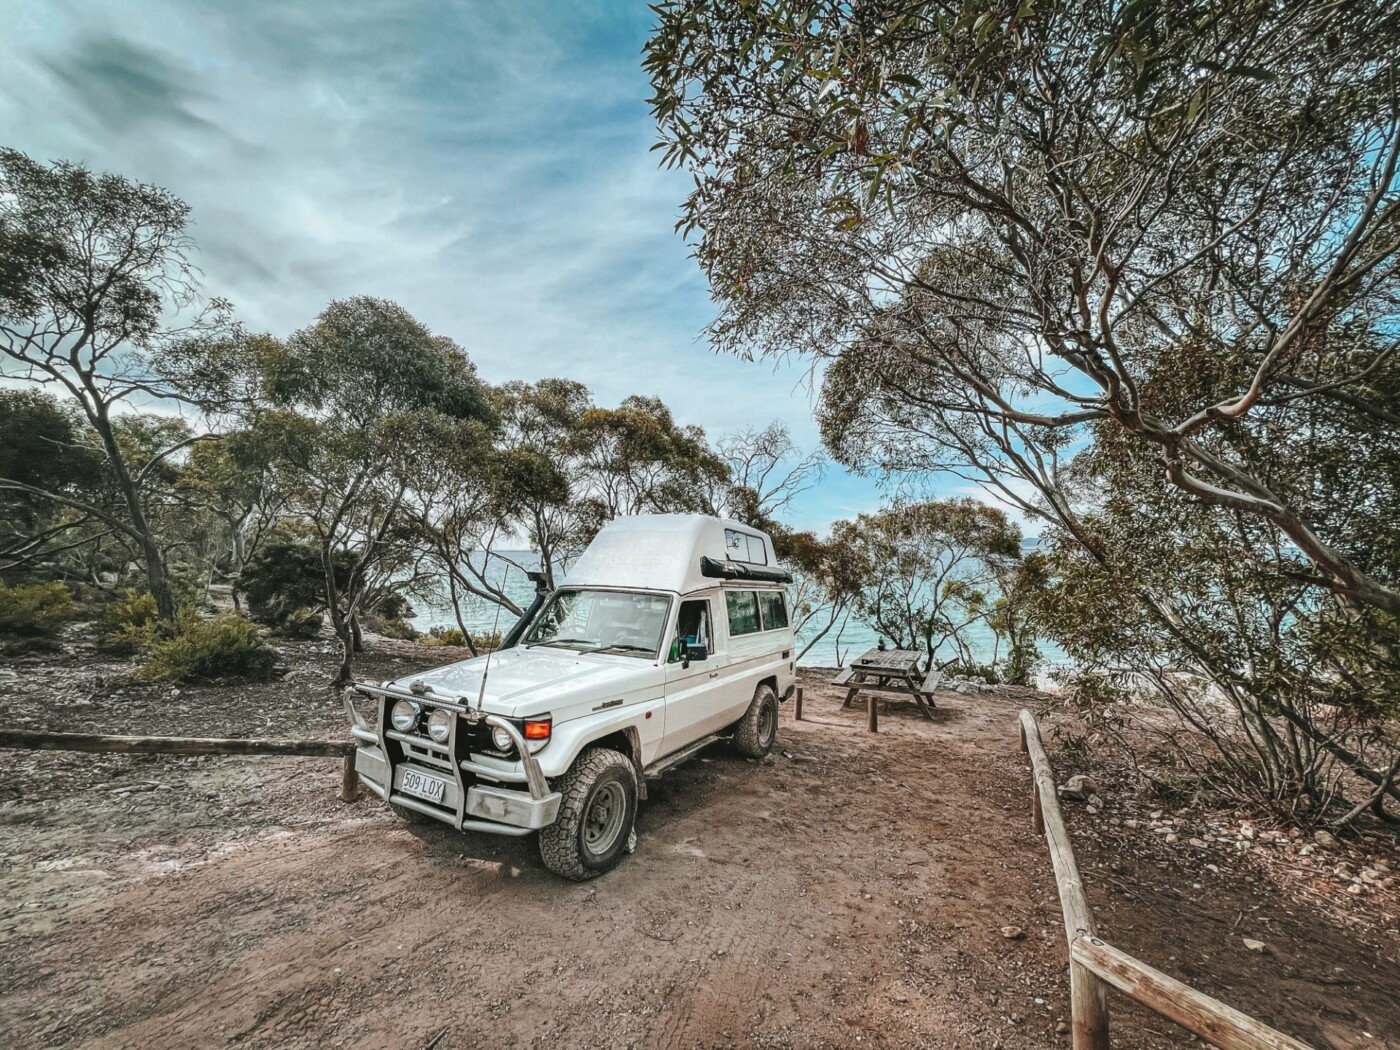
[662,597,727,753]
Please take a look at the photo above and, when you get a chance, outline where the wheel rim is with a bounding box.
[759,700,775,746]
[583,780,627,856]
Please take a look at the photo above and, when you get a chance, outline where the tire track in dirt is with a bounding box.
[4,674,1395,1048]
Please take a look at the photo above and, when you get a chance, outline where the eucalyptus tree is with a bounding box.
[1031,420,1400,819]
[493,378,592,589]
[573,394,730,525]
[250,296,494,685]
[495,381,733,588]
[715,422,826,527]
[646,0,1400,618]
[175,429,289,609]
[397,412,515,655]
[0,150,235,616]
[0,389,107,575]
[777,527,863,663]
[832,499,1021,671]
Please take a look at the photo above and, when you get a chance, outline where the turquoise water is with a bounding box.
[404,550,1057,669]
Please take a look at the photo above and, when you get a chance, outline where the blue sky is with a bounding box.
[0,0,922,532]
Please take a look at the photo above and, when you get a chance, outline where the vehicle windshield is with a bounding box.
[522,589,671,659]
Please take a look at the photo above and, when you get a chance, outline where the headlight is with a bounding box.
[390,699,419,732]
[427,708,454,743]
[491,725,514,751]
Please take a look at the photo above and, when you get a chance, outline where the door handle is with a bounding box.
[709,671,719,678]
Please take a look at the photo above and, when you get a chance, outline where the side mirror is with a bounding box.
[684,642,708,663]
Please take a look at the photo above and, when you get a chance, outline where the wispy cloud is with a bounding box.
[0,0,902,530]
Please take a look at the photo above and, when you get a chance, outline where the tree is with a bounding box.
[175,429,288,609]
[777,527,862,663]
[244,296,495,685]
[494,379,594,589]
[715,422,825,528]
[647,0,1400,618]
[831,499,1021,671]
[1030,426,1400,819]
[572,395,729,526]
[495,382,733,587]
[0,389,106,574]
[0,150,234,617]
[397,412,513,656]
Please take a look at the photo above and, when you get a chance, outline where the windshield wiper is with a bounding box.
[594,643,654,655]
[528,637,598,649]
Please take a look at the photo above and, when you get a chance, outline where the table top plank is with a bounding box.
[851,647,922,674]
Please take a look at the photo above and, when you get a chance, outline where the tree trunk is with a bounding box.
[230,524,246,612]
[90,401,176,619]
[351,614,364,653]
[321,541,355,688]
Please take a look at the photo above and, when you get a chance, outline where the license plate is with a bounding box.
[400,768,447,803]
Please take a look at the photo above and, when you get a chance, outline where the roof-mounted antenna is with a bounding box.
[476,558,511,714]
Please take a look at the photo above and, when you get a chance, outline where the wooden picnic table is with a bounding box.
[831,648,941,730]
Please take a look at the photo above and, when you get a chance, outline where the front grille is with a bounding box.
[403,704,510,759]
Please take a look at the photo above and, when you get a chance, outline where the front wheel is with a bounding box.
[732,682,779,758]
[539,748,638,881]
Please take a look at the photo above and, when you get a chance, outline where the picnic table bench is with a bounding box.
[832,648,941,730]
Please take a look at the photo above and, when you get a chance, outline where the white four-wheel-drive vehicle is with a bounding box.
[345,514,796,879]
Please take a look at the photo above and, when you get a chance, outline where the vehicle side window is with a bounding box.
[669,599,713,662]
[725,590,760,636]
[757,591,788,631]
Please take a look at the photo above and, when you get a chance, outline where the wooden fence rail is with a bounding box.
[1018,709,1314,1050]
[0,729,360,802]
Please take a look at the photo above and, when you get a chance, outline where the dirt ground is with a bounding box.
[1,641,1397,1049]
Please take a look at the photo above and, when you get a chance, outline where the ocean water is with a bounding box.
[404,550,1053,669]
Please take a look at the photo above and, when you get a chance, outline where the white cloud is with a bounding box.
[0,0,903,529]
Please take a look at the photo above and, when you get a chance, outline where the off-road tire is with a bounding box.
[539,747,638,881]
[390,802,433,824]
[732,682,779,758]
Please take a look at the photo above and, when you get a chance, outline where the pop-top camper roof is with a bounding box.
[561,514,791,595]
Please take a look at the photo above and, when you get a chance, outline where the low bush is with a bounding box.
[942,661,999,684]
[97,589,161,653]
[421,625,467,647]
[135,612,279,683]
[374,617,420,640]
[0,581,75,636]
[279,608,324,640]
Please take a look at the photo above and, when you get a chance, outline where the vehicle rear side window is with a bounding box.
[725,590,761,636]
[724,528,768,565]
[757,591,788,631]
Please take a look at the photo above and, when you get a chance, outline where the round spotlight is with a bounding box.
[427,707,453,743]
[390,699,419,732]
[491,725,514,752]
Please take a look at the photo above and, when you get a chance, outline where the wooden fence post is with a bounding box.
[866,691,878,733]
[794,686,804,721]
[340,754,360,803]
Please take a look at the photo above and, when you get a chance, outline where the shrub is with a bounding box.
[240,535,349,628]
[943,661,999,684]
[280,608,324,640]
[372,616,420,640]
[97,589,161,653]
[0,581,75,636]
[135,613,279,683]
[422,626,467,647]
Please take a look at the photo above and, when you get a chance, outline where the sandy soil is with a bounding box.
[0,643,1396,1049]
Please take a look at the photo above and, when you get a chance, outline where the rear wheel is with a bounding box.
[539,748,638,881]
[733,682,779,758]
